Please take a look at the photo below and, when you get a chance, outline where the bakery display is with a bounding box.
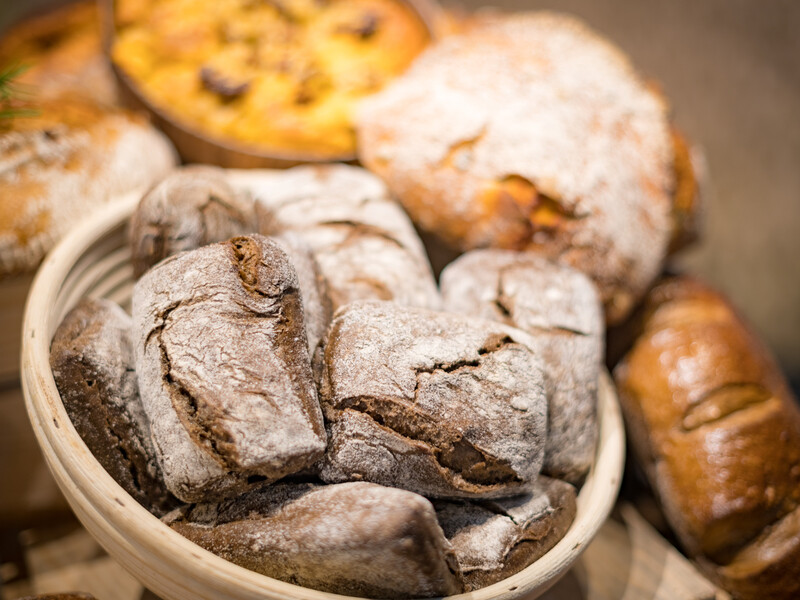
[0,95,177,278]
[110,0,431,159]
[440,249,603,484]
[357,12,703,324]
[317,300,547,499]
[164,482,462,598]
[50,298,177,516]
[132,234,326,502]
[614,276,800,599]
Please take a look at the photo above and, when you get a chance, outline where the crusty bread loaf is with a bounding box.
[317,300,548,499]
[357,12,677,324]
[435,476,577,591]
[164,482,463,598]
[440,249,602,483]
[228,165,441,311]
[129,165,258,278]
[614,276,800,598]
[132,235,326,501]
[0,97,176,278]
[50,298,176,515]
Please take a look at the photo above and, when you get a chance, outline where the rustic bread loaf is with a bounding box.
[50,298,177,515]
[164,482,463,598]
[614,276,800,598]
[128,166,258,278]
[228,165,441,311]
[356,12,677,324]
[317,300,547,499]
[440,249,602,484]
[0,97,176,278]
[132,235,326,501]
[435,476,577,591]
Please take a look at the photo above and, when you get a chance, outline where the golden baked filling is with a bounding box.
[111,0,430,157]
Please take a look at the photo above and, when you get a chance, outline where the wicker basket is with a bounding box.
[21,193,625,600]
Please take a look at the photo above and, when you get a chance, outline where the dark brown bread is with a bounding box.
[317,300,548,499]
[129,166,258,278]
[614,276,800,599]
[17,594,97,600]
[132,234,326,502]
[440,249,602,484]
[435,476,577,590]
[164,482,463,599]
[50,298,177,515]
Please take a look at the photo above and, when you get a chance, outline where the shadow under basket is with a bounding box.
[21,193,625,600]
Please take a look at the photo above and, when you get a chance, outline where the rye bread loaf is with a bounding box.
[317,300,548,499]
[50,298,176,515]
[164,482,463,598]
[440,249,602,483]
[435,476,577,590]
[614,276,800,598]
[356,12,677,324]
[0,96,176,278]
[132,234,326,502]
[228,165,441,311]
[129,166,258,278]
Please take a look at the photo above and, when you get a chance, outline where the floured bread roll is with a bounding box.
[317,300,547,499]
[50,298,177,515]
[164,482,463,599]
[228,165,441,311]
[441,249,602,483]
[357,12,680,324]
[129,165,258,278]
[132,235,326,501]
[0,97,176,277]
[435,476,577,590]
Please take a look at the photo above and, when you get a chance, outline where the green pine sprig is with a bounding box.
[0,64,40,122]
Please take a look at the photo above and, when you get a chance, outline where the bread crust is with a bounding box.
[435,476,577,590]
[50,298,177,515]
[441,249,602,483]
[164,482,463,598]
[317,300,548,498]
[132,235,326,501]
[613,276,800,590]
[229,165,441,312]
[357,12,675,324]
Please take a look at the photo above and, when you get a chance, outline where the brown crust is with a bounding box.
[164,482,463,598]
[668,129,703,254]
[613,276,800,574]
[50,298,177,516]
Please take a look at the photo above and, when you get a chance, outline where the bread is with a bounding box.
[132,234,326,501]
[0,96,176,278]
[230,165,441,311]
[129,165,258,278]
[111,0,430,157]
[435,476,577,590]
[50,298,176,515]
[356,12,679,324]
[317,300,547,499]
[17,595,97,600]
[164,481,462,598]
[613,276,800,598]
[440,249,602,483]
[668,129,706,255]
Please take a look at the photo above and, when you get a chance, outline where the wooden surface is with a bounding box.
[0,504,727,600]
[0,274,33,386]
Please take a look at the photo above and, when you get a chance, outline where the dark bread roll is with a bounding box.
[440,249,602,484]
[613,276,800,599]
[129,166,258,278]
[435,476,577,591]
[132,234,326,502]
[50,298,177,515]
[316,300,548,499]
[164,482,463,599]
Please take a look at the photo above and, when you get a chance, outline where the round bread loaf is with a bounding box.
[357,12,677,324]
[0,97,176,277]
